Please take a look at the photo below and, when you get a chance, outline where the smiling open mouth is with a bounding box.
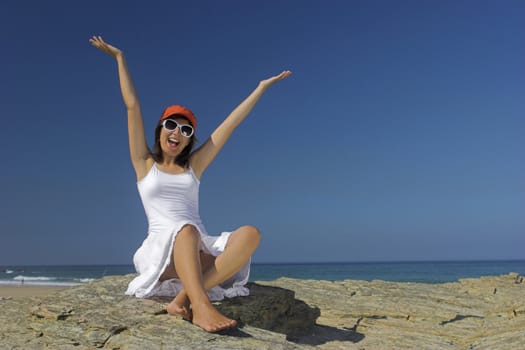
[168,138,180,147]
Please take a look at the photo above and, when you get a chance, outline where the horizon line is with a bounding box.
[2,258,525,267]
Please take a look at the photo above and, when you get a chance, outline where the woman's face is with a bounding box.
[159,116,193,158]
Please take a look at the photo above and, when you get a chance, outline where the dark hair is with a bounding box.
[151,115,196,168]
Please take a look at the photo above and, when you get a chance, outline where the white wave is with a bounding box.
[5,270,14,274]
[78,278,95,283]
[13,275,56,281]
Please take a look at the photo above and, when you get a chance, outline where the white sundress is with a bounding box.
[125,163,250,300]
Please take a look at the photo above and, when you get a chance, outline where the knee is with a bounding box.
[240,225,261,246]
[177,224,200,240]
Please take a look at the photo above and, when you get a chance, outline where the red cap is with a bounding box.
[160,105,197,129]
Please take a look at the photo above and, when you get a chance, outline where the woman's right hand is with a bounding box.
[89,36,122,59]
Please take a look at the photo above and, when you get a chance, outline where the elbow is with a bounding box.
[126,100,140,111]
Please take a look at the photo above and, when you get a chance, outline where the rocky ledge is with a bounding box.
[0,273,523,349]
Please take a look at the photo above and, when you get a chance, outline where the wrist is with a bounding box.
[257,81,271,91]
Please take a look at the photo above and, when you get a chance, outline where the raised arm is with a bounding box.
[190,70,291,179]
[89,36,151,180]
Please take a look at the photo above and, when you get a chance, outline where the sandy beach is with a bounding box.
[0,285,68,299]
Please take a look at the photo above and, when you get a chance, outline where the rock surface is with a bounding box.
[0,273,523,349]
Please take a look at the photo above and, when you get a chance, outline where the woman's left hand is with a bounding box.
[89,36,123,59]
[259,70,292,88]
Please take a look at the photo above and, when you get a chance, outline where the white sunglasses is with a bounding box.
[162,119,194,138]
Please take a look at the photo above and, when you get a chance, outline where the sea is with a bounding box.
[1,260,524,287]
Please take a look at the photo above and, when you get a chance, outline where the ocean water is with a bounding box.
[0,260,524,287]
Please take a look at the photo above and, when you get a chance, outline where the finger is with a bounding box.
[89,36,102,46]
[277,70,291,80]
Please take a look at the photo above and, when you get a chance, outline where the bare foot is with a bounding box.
[166,291,192,320]
[191,302,237,333]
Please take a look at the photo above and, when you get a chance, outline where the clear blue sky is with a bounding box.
[1,0,523,265]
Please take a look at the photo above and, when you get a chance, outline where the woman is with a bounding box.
[90,36,291,332]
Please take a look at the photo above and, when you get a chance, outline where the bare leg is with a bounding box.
[202,225,261,290]
[165,251,215,319]
[169,226,260,318]
[166,226,260,321]
[170,225,237,332]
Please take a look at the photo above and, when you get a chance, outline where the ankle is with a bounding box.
[190,299,214,311]
[175,290,187,301]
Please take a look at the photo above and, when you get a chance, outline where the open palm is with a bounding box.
[260,70,292,88]
[89,36,122,58]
